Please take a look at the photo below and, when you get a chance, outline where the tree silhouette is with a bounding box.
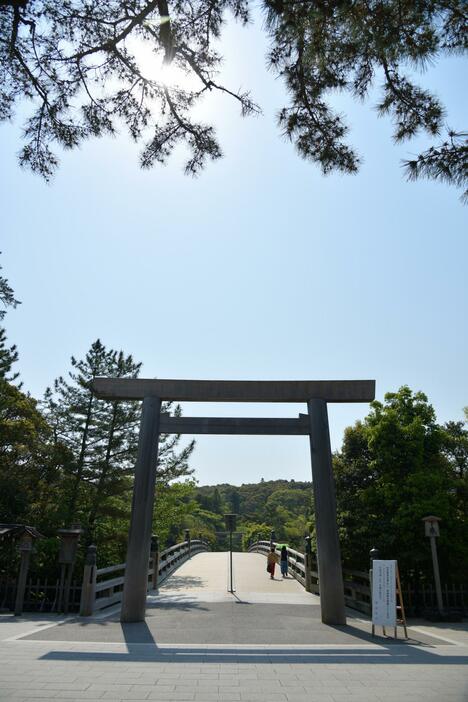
[0,1,466,197]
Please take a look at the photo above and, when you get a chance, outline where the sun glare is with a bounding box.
[159,62,197,91]
[133,40,200,92]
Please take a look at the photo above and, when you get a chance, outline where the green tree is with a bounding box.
[265,0,467,200]
[0,326,19,382]
[334,386,467,580]
[43,339,115,523]
[266,488,312,515]
[43,339,195,544]
[241,521,273,546]
[211,487,223,514]
[440,416,468,545]
[1,1,465,197]
[152,481,199,547]
[0,0,258,180]
[0,254,20,382]
[283,515,312,547]
[0,253,20,319]
[442,419,468,480]
[0,378,71,533]
[225,487,241,513]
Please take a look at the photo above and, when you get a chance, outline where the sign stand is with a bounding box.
[395,564,408,639]
[371,559,408,639]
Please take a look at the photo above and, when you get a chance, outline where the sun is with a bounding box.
[132,39,200,92]
[158,61,198,91]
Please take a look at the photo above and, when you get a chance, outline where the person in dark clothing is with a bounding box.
[280,546,289,577]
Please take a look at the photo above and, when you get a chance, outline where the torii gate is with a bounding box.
[92,378,375,626]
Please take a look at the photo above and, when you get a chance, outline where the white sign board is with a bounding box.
[372,560,396,626]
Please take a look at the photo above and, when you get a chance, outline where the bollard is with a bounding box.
[80,545,97,616]
[150,535,160,590]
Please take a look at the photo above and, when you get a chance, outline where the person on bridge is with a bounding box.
[280,546,289,578]
[267,547,279,579]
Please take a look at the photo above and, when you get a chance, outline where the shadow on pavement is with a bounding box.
[156,575,205,591]
[328,622,428,647]
[40,644,468,665]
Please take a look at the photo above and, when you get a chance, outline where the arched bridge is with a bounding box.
[71,539,390,646]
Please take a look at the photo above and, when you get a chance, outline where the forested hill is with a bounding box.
[196,479,313,518]
[193,479,314,551]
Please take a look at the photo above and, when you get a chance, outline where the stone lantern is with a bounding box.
[57,525,82,613]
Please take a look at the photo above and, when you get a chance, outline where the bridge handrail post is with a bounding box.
[80,545,97,616]
[304,536,313,593]
[184,530,191,558]
[150,535,160,590]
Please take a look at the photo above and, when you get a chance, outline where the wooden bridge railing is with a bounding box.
[248,540,372,615]
[80,538,210,616]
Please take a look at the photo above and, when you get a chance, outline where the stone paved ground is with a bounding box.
[1,552,467,701]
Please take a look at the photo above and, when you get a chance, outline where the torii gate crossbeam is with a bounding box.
[92,378,375,627]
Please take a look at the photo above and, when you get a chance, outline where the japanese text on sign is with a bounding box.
[372,560,396,626]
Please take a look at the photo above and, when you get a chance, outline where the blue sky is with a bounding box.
[1,11,467,486]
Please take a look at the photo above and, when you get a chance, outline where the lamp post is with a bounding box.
[224,514,237,593]
[423,516,443,614]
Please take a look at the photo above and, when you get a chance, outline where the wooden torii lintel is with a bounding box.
[158,413,310,435]
[92,378,375,403]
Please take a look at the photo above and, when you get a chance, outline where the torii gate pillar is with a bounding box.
[307,399,346,625]
[120,396,161,623]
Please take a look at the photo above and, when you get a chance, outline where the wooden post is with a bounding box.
[304,536,313,593]
[14,550,31,616]
[121,396,161,623]
[429,533,444,614]
[63,563,75,615]
[56,563,66,613]
[307,399,346,625]
[184,529,191,558]
[370,547,379,637]
[150,535,160,590]
[80,545,97,616]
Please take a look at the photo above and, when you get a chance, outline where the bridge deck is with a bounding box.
[155,552,318,605]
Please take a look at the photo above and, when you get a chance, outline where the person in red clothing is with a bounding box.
[266,547,279,579]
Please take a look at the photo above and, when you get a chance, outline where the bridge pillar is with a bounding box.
[121,396,161,623]
[307,399,346,625]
